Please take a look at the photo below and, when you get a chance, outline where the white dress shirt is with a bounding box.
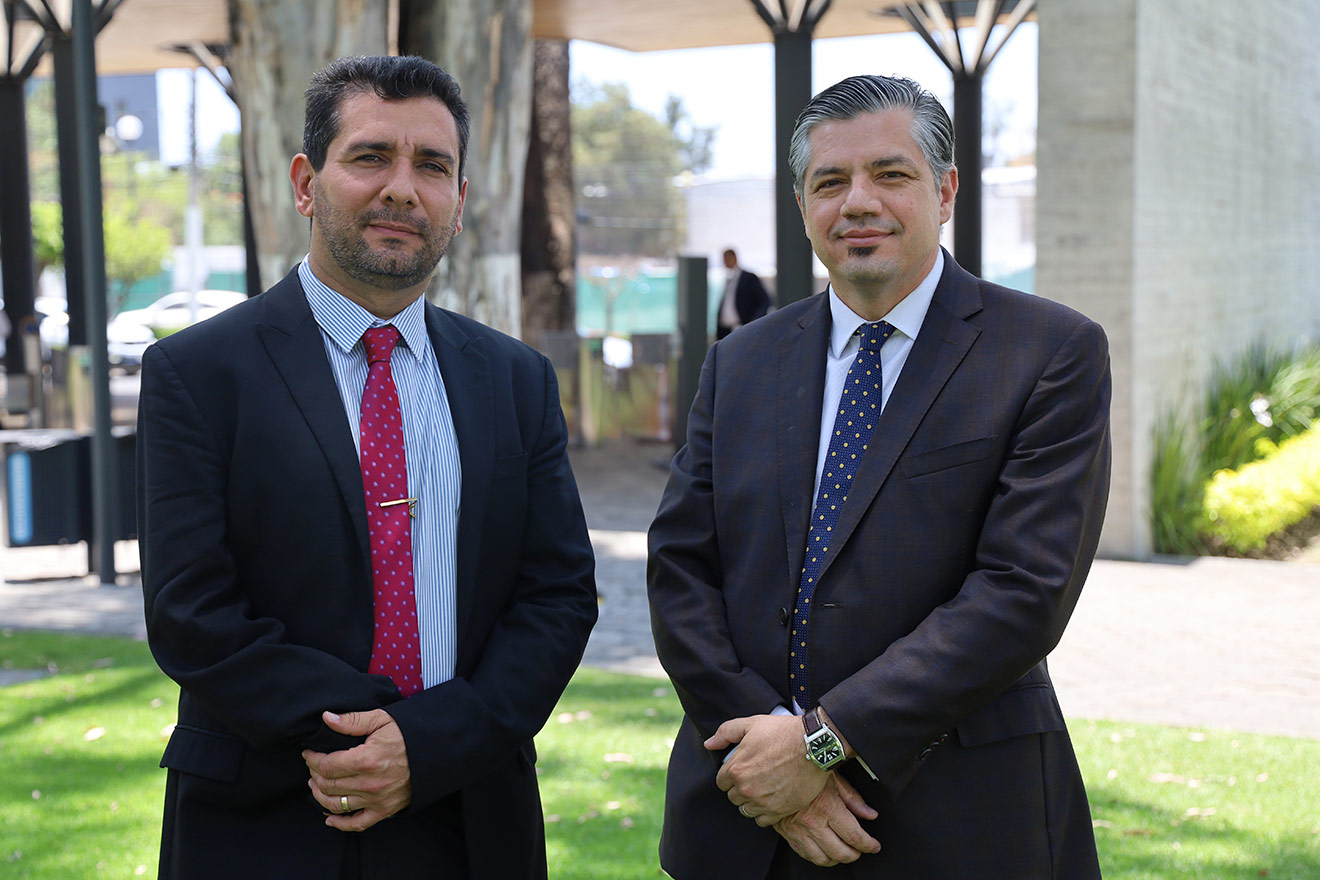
[731,252,945,776]
[298,258,461,689]
[813,250,944,498]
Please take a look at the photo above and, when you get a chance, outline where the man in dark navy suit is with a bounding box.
[649,74,1110,878]
[138,55,595,879]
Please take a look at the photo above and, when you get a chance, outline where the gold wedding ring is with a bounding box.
[340,795,351,813]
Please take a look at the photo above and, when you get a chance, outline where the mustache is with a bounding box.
[360,209,431,234]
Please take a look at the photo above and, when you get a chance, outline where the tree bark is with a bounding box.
[402,0,532,338]
[519,40,576,354]
[226,0,390,290]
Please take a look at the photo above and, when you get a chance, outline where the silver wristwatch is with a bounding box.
[802,707,847,770]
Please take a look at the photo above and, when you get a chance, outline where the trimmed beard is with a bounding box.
[314,185,459,292]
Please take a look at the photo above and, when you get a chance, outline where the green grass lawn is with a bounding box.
[2,630,1317,878]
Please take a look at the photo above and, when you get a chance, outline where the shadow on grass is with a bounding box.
[550,671,683,734]
[1092,790,1320,879]
[0,629,155,672]
[537,667,675,880]
[539,758,670,880]
[1,746,167,874]
[0,666,168,737]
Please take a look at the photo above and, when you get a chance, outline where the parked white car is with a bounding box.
[38,289,247,371]
[112,289,248,339]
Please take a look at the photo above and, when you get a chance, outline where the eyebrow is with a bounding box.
[809,154,920,183]
[343,140,455,164]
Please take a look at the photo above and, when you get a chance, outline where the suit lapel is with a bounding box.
[258,272,370,563]
[778,296,831,587]
[814,256,983,585]
[425,305,491,664]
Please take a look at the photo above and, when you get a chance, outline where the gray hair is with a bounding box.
[789,74,955,195]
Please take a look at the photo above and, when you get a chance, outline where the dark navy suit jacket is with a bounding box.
[649,252,1110,878]
[137,269,596,878]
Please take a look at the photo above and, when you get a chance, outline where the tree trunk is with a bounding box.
[519,40,576,354]
[402,0,532,338]
[226,0,390,290]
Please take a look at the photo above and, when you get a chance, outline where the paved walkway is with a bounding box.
[2,439,1318,739]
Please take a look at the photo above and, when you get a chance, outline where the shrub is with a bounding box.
[1149,341,1320,555]
[1200,427,1320,553]
[1149,412,1210,555]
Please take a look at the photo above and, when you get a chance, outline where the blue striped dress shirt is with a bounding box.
[298,259,460,689]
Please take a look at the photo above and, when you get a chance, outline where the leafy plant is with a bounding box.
[1201,426,1320,553]
[1150,340,1320,555]
[1149,411,1210,556]
[25,203,174,314]
[103,211,174,314]
[1199,343,1288,475]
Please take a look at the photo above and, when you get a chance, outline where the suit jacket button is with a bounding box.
[779,607,789,626]
[917,747,933,762]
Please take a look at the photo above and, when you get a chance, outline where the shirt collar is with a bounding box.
[826,249,944,358]
[299,257,429,363]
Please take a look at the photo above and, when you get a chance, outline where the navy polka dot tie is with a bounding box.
[790,321,894,708]
[360,326,423,696]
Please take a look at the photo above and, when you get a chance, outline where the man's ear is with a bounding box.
[453,178,468,236]
[938,167,958,225]
[290,154,316,219]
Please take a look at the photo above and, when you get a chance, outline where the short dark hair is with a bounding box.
[303,55,471,180]
[789,74,954,195]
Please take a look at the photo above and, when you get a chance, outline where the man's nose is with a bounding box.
[380,164,418,206]
[840,179,879,218]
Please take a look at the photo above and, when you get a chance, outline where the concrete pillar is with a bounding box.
[1037,0,1320,559]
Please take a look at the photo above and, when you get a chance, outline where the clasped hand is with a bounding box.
[706,714,881,866]
[303,709,412,832]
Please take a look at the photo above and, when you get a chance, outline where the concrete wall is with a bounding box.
[1037,0,1320,558]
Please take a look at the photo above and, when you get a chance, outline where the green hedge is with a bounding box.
[1200,426,1320,553]
[1150,342,1320,555]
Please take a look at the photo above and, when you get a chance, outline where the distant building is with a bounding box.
[98,73,160,160]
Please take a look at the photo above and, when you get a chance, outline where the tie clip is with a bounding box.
[378,497,418,517]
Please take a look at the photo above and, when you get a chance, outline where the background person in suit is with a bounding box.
[716,248,772,339]
[137,55,596,879]
[648,74,1110,879]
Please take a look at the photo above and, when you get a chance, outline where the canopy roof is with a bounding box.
[4,0,1033,76]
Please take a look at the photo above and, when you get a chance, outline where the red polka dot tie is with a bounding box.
[790,321,894,708]
[360,326,423,696]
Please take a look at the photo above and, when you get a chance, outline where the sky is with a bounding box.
[569,23,1037,180]
[156,23,1038,179]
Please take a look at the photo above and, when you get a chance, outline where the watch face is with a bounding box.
[809,734,843,766]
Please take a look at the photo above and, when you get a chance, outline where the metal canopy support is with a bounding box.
[0,77,37,376]
[772,26,814,305]
[674,255,708,450]
[52,33,89,345]
[749,0,833,306]
[889,0,1035,278]
[167,40,261,298]
[70,0,117,583]
[2,1,52,376]
[952,72,982,276]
